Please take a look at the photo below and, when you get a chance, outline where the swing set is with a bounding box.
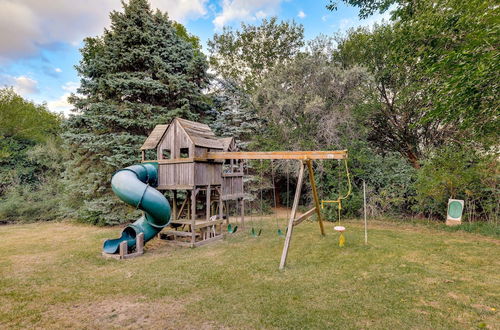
[205,150,350,269]
[320,158,352,247]
[246,159,289,238]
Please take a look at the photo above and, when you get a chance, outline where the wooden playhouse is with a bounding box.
[140,118,244,247]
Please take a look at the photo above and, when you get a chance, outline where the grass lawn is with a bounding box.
[0,219,498,329]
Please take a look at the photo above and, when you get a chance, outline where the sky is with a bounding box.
[0,0,390,115]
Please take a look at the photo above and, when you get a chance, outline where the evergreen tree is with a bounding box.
[210,79,262,150]
[64,0,210,225]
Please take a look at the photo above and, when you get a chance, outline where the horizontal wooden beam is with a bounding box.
[221,172,244,177]
[157,184,194,190]
[154,158,224,164]
[205,150,348,160]
[293,207,317,226]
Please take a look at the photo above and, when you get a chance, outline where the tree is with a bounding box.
[0,88,61,192]
[208,17,304,93]
[64,0,211,225]
[0,88,60,144]
[330,0,499,147]
[210,79,262,149]
[335,26,456,168]
[0,88,64,222]
[208,17,305,150]
[255,37,368,151]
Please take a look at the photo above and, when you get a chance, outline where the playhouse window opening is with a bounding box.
[145,149,156,160]
[162,149,171,159]
[180,148,189,158]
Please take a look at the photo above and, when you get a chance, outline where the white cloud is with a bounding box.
[213,0,283,29]
[46,81,80,115]
[0,0,208,62]
[62,81,79,93]
[297,10,306,19]
[47,93,72,115]
[0,74,39,95]
[54,67,62,73]
[321,15,330,22]
[153,0,208,22]
[13,76,38,95]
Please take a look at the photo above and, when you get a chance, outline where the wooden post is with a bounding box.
[218,187,223,221]
[306,159,325,236]
[363,180,368,245]
[206,185,211,222]
[191,188,197,245]
[119,241,127,259]
[173,190,178,221]
[279,161,305,270]
[187,191,191,220]
[240,197,245,229]
[136,232,144,254]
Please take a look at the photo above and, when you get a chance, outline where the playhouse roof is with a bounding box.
[218,137,236,151]
[176,118,223,149]
[140,124,169,150]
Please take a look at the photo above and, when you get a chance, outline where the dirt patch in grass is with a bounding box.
[42,295,223,329]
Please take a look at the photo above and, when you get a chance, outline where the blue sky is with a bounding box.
[0,0,389,115]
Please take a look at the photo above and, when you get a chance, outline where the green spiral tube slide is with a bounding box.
[102,162,171,254]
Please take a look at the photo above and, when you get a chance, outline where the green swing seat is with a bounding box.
[250,227,262,237]
[227,223,238,234]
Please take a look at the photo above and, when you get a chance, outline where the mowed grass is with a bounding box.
[0,219,498,329]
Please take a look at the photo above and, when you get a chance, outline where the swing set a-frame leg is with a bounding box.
[279,161,306,270]
[306,159,325,236]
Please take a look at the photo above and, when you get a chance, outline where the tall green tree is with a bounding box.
[64,0,210,225]
[0,88,64,223]
[208,17,304,148]
[0,88,61,192]
[208,17,304,93]
[336,25,455,168]
[255,37,368,151]
[330,0,499,147]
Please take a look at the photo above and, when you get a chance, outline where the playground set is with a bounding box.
[103,117,349,269]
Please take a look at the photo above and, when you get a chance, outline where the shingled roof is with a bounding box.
[176,118,223,149]
[140,124,169,150]
[218,137,236,151]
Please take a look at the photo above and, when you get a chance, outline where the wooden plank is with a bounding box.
[307,160,325,236]
[136,233,144,254]
[221,193,245,201]
[119,241,127,259]
[191,188,198,244]
[157,184,194,190]
[172,190,178,221]
[193,234,224,247]
[279,162,305,270]
[240,197,245,229]
[221,172,244,177]
[293,207,317,226]
[155,158,195,164]
[205,150,348,160]
[163,230,200,237]
[206,185,211,222]
[170,218,225,229]
[216,186,223,224]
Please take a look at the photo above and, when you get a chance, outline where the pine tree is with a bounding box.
[210,79,262,150]
[63,0,210,225]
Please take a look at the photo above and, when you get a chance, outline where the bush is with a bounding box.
[319,140,417,220]
[415,145,499,220]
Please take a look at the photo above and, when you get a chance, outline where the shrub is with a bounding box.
[415,145,499,220]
